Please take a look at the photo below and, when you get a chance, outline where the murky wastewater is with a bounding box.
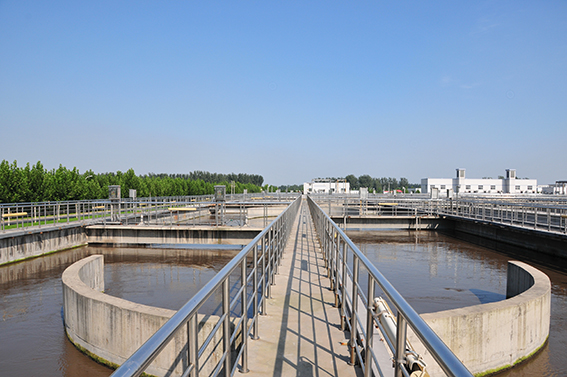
[0,232,566,376]
[0,246,237,377]
[350,231,567,377]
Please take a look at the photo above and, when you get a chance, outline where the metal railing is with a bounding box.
[0,195,211,231]
[110,195,301,377]
[418,198,567,234]
[307,195,473,377]
[308,194,567,235]
[0,192,300,232]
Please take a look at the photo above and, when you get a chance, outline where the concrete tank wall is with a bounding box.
[86,225,261,247]
[0,224,259,266]
[0,224,87,266]
[448,217,567,260]
[62,255,224,377]
[409,261,551,376]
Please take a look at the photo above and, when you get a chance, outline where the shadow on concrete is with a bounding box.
[271,205,362,377]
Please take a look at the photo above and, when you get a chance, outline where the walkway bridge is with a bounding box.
[2,193,557,376]
[98,196,471,377]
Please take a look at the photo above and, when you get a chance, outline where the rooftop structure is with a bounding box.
[541,181,567,195]
[421,169,537,196]
[303,179,350,194]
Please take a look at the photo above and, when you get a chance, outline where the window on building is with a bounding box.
[515,185,521,190]
[440,185,446,189]
[431,185,436,189]
[465,185,471,190]
[528,186,533,190]
[491,185,496,190]
[478,185,483,190]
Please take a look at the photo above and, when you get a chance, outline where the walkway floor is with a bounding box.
[242,201,362,376]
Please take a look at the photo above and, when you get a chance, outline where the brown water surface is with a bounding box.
[0,246,237,377]
[351,231,567,376]
[1,233,566,376]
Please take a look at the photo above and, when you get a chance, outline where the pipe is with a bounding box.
[374,298,429,376]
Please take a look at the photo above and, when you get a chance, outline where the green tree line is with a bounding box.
[280,176,420,193]
[0,160,263,203]
[307,175,418,193]
[345,174,418,192]
[146,171,263,187]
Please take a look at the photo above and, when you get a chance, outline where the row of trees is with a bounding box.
[345,174,418,192]
[280,176,420,194]
[0,160,263,203]
[147,171,263,187]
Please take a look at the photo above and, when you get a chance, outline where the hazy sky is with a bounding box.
[1,1,566,185]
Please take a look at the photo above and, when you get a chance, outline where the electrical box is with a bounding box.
[109,185,121,201]
[214,185,226,202]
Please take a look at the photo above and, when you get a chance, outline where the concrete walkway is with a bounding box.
[242,201,362,376]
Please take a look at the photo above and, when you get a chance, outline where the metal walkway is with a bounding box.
[243,202,361,376]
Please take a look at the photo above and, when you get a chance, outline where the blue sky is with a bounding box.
[1,1,566,186]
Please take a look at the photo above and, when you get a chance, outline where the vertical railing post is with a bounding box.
[349,255,359,366]
[267,230,273,298]
[328,223,334,283]
[188,315,198,377]
[240,258,249,373]
[261,236,267,315]
[364,277,375,377]
[333,233,340,307]
[340,238,347,331]
[253,244,260,338]
[395,313,408,377]
[274,221,280,273]
[222,279,231,377]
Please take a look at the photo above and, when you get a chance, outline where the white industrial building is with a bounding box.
[304,179,350,194]
[541,181,567,195]
[421,169,538,195]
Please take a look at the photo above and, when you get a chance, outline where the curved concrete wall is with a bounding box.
[409,261,551,376]
[62,255,223,377]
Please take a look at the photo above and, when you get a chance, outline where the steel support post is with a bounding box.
[364,277,375,377]
[322,220,328,271]
[349,254,360,365]
[340,238,347,330]
[240,259,249,373]
[327,222,333,286]
[188,315,198,377]
[276,221,281,269]
[261,237,267,315]
[273,226,279,275]
[253,244,260,338]
[267,230,273,297]
[222,280,231,377]
[334,233,340,307]
[395,313,408,377]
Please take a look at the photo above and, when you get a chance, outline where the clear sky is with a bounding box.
[1,1,566,186]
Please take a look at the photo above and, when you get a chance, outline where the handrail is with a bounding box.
[311,195,567,235]
[306,195,473,377]
[1,193,301,232]
[110,195,301,377]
